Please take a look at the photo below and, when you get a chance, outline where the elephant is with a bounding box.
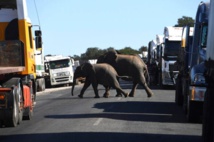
[71,62,129,98]
[97,50,153,98]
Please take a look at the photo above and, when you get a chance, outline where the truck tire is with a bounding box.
[202,89,214,142]
[23,107,33,120]
[182,78,188,114]
[158,72,163,88]
[6,95,19,127]
[187,96,199,122]
[37,78,45,92]
[15,83,23,124]
[175,76,183,106]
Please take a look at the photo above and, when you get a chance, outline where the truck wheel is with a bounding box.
[6,95,19,127]
[175,76,183,106]
[187,96,197,122]
[41,78,45,91]
[37,78,45,92]
[23,107,33,120]
[182,81,189,114]
[158,72,163,88]
[16,83,23,124]
[202,89,214,142]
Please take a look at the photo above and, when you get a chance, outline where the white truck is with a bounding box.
[160,27,183,86]
[44,55,74,87]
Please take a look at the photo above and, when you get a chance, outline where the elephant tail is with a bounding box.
[117,76,132,81]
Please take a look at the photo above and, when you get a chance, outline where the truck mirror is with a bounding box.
[36,36,42,49]
[35,30,42,36]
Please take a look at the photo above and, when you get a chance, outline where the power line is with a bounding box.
[33,0,41,30]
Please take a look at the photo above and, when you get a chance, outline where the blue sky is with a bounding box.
[27,0,205,57]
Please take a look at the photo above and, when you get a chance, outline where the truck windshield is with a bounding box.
[164,39,180,59]
[200,24,208,48]
[50,59,70,69]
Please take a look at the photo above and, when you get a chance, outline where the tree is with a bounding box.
[118,47,140,55]
[174,16,194,27]
[72,55,81,60]
[139,46,148,52]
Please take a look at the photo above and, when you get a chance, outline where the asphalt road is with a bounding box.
[0,81,202,142]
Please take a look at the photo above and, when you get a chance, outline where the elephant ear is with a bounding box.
[81,63,93,75]
[97,55,105,63]
[104,51,117,63]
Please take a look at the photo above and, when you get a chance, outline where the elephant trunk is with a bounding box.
[71,75,77,96]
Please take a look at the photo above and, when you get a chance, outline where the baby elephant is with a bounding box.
[71,63,129,98]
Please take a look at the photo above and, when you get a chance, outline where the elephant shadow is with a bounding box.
[45,101,187,123]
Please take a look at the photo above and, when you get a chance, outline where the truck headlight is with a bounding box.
[193,73,205,84]
[65,71,70,76]
[53,73,57,77]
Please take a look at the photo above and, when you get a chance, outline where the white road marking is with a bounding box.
[93,118,103,126]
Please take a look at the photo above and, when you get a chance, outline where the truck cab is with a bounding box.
[202,0,214,141]
[44,55,74,87]
[187,1,209,122]
[0,0,42,127]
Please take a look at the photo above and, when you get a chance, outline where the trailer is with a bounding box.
[202,0,214,141]
[0,0,42,127]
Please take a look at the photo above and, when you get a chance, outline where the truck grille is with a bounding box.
[55,77,69,82]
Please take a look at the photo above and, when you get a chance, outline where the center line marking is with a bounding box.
[93,118,103,126]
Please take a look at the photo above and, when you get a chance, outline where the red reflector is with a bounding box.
[0,94,5,100]
[0,88,11,91]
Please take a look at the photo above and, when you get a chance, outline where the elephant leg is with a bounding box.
[129,82,138,97]
[139,74,154,98]
[112,82,128,98]
[92,82,100,98]
[115,77,122,97]
[103,86,110,98]
[79,80,91,98]
[115,89,123,97]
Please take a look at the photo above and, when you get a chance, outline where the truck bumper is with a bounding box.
[51,76,73,86]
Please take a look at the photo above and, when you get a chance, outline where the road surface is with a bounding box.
[0,81,202,142]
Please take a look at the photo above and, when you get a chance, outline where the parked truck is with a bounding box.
[202,0,214,141]
[175,1,209,122]
[44,55,74,87]
[160,27,183,87]
[148,28,182,87]
[0,0,42,127]
[35,48,46,92]
[147,40,158,85]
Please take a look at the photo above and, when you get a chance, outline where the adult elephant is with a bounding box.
[97,50,153,97]
[71,63,129,98]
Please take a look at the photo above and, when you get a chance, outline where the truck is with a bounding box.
[202,0,214,141]
[175,1,209,122]
[44,55,74,87]
[160,27,183,87]
[35,48,46,92]
[0,0,42,127]
[147,27,182,88]
[147,40,158,85]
